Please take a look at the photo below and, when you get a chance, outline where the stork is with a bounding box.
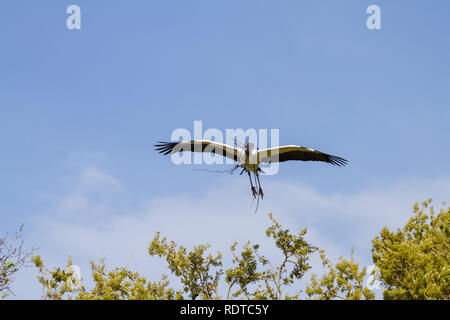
[155,140,347,199]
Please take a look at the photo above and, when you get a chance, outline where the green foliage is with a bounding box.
[372,200,449,300]
[148,233,222,300]
[31,201,450,300]
[78,259,181,300]
[32,255,181,300]
[225,213,317,299]
[1,224,36,298]
[32,255,83,300]
[306,248,375,300]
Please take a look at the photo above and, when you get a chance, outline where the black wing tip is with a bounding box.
[154,141,178,155]
[328,155,348,167]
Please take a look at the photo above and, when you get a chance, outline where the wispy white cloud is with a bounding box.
[10,168,450,299]
[51,168,127,220]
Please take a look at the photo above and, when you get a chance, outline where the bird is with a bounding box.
[155,140,347,200]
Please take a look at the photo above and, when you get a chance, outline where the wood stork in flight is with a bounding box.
[155,140,347,199]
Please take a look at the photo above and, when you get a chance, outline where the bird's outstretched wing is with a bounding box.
[155,140,240,162]
[258,145,348,167]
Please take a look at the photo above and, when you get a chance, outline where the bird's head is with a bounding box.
[246,142,254,153]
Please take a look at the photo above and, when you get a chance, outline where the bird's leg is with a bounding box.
[247,171,257,198]
[256,171,264,199]
[253,173,262,200]
[229,164,240,174]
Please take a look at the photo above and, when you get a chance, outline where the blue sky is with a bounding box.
[1,1,449,299]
